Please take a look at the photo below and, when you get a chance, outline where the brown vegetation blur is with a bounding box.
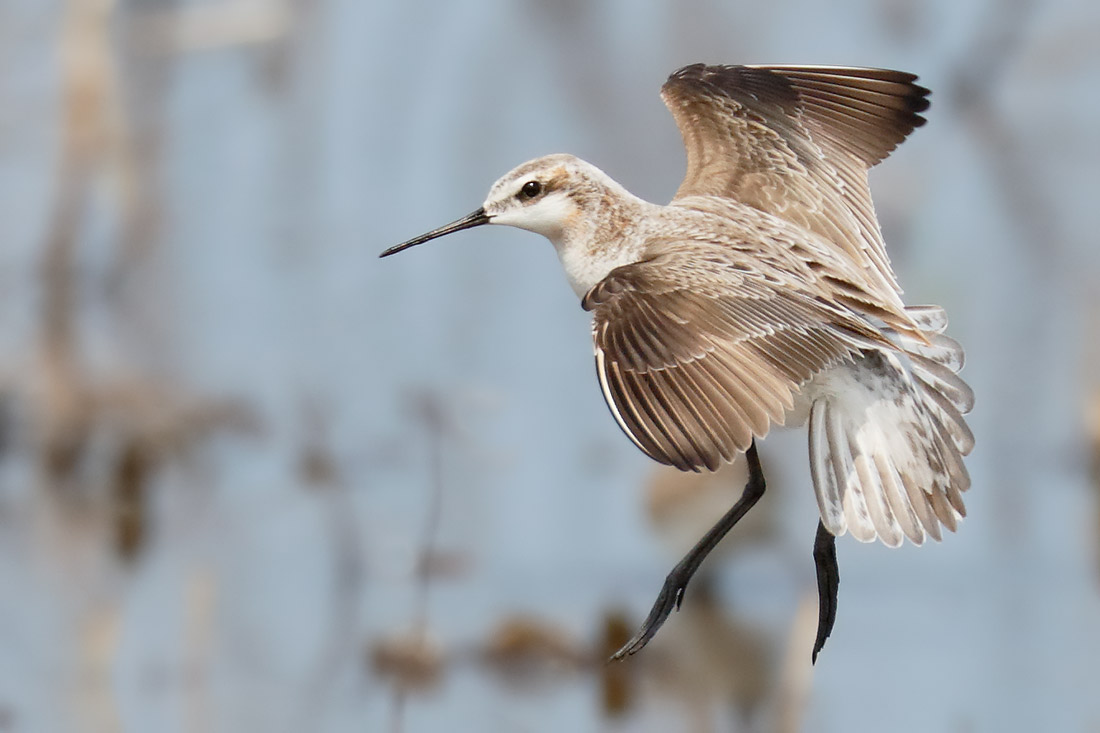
[4,0,1099,731]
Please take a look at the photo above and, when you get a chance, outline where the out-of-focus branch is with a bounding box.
[32,2,262,725]
[1087,390,1100,578]
[38,0,118,485]
[293,398,367,730]
[947,0,1060,263]
[125,0,293,55]
[370,391,458,733]
[773,594,817,733]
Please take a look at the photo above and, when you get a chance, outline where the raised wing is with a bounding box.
[583,243,888,472]
[661,64,929,303]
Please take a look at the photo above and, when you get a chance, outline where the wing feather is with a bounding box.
[584,245,880,471]
[662,64,929,304]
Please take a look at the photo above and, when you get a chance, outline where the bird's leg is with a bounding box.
[811,520,839,664]
[610,441,766,661]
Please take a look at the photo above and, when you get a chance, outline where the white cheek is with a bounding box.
[490,195,573,243]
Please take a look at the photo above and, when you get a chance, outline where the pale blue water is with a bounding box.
[1,0,1099,731]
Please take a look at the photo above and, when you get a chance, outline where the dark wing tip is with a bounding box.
[746,64,933,164]
[664,63,797,105]
[664,63,931,133]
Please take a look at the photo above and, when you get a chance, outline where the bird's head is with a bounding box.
[380,154,618,257]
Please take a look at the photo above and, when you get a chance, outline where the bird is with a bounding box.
[380,64,974,663]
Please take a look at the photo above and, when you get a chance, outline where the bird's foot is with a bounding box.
[812,520,839,664]
[609,567,690,661]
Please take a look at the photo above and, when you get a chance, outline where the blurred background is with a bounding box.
[2,0,1099,731]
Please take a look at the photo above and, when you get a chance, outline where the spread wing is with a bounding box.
[583,244,887,472]
[661,64,929,302]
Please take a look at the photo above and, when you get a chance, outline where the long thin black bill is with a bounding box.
[379,207,490,258]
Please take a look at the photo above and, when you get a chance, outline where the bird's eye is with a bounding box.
[520,180,542,199]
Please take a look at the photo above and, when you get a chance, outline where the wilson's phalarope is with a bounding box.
[381,64,973,663]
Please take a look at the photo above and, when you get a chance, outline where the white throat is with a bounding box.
[554,234,643,297]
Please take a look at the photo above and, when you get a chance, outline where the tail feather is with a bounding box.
[855,451,902,546]
[909,354,974,413]
[891,305,965,371]
[904,305,949,333]
[900,469,942,542]
[828,400,876,542]
[807,305,973,547]
[875,451,923,543]
[809,401,844,530]
[929,485,959,532]
[919,382,976,455]
[901,332,965,372]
